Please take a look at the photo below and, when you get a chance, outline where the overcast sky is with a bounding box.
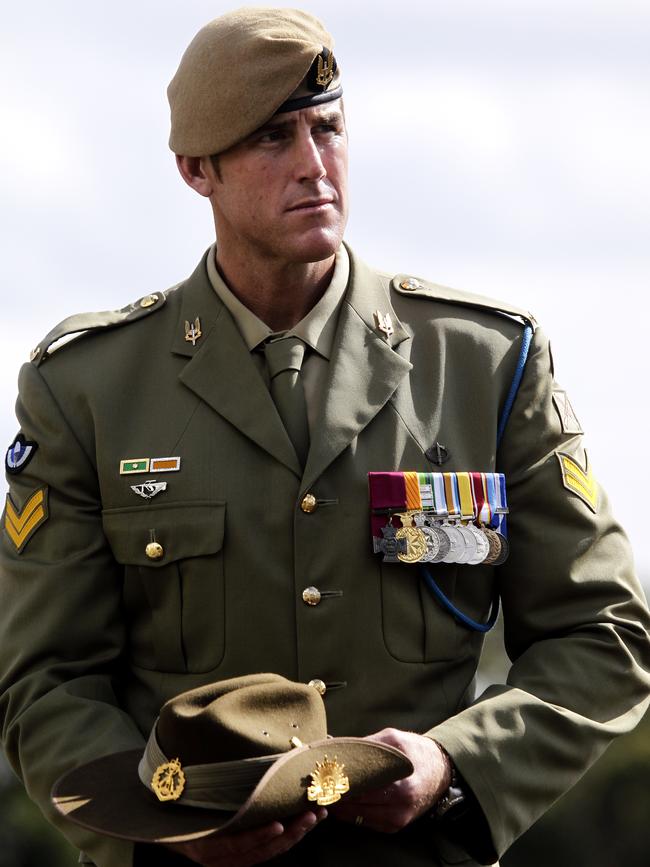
[2,0,649,582]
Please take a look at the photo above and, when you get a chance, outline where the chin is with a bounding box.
[287,227,345,264]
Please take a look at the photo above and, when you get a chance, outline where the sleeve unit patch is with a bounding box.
[5,433,38,475]
[556,452,597,513]
[552,390,583,435]
[4,487,49,553]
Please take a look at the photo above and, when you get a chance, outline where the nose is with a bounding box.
[294,132,327,182]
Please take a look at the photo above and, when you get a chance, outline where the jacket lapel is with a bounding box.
[302,250,412,489]
[172,254,302,478]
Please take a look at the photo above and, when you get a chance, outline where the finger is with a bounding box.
[332,803,414,833]
[334,785,397,806]
[334,803,398,822]
[241,810,327,864]
[362,728,404,749]
[216,820,286,856]
[170,820,285,863]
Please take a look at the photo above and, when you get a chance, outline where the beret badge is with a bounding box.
[309,47,337,91]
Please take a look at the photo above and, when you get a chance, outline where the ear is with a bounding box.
[176,155,217,197]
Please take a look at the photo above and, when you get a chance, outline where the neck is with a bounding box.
[214,247,336,332]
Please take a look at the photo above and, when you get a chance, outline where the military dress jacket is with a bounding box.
[1,246,649,867]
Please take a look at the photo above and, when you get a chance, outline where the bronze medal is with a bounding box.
[373,522,408,563]
[481,527,502,565]
[492,531,510,566]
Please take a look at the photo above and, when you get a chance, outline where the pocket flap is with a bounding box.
[102,500,225,567]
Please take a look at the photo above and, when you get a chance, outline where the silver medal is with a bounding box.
[455,525,478,564]
[425,517,451,563]
[413,513,441,562]
[440,521,465,564]
[465,524,490,565]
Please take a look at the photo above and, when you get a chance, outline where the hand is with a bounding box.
[330,728,451,833]
[164,808,327,866]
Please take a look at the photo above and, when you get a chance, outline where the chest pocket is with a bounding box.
[380,562,460,662]
[102,500,226,674]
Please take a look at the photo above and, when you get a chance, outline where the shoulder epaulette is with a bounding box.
[391,274,537,330]
[29,292,167,366]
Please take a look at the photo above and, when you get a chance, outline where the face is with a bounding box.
[207,101,349,266]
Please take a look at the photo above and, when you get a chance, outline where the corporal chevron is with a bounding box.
[4,487,49,553]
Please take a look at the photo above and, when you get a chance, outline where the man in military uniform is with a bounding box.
[1,8,649,867]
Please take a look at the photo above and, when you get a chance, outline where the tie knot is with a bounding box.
[263,336,307,379]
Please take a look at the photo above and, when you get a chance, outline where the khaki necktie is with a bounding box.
[263,336,310,467]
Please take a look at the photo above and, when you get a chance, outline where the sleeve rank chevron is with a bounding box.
[3,487,49,553]
[556,452,598,513]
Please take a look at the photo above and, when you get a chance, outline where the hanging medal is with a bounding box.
[418,472,450,562]
[394,474,428,563]
[368,471,408,549]
[395,511,429,563]
[444,473,477,564]
[373,522,408,562]
[457,471,490,565]
[473,472,501,565]
[485,473,509,565]
[417,472,435,511]
[495,474,509,535]
[368,470,510,568]
[432,473,463,564]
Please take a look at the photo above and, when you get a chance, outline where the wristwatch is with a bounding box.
[434,745,466,818]
[428,744,499,864]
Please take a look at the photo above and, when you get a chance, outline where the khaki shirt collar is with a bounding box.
[206,243,350,360]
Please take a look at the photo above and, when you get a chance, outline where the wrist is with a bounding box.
[431,743,466,818]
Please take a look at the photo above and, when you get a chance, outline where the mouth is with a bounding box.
[286,198,335,213]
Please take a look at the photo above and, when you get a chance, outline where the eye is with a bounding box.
[258,129,287,144]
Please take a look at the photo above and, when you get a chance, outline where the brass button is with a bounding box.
[302,586,322,606]
[300,494,318,514]
[399,278,420,291]
[145,541,164,560]
[140,294,159,308]
[308,679,326,696]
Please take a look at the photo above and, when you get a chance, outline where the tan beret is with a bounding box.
[168,7,343,156]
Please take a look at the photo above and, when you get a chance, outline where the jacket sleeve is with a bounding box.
[426,326,650,861]
[0,361,142,867]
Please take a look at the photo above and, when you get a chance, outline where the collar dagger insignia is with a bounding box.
[184,317,202,346]
[373,310,394,340]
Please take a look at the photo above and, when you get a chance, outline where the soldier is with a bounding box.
[1,7,649,867]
